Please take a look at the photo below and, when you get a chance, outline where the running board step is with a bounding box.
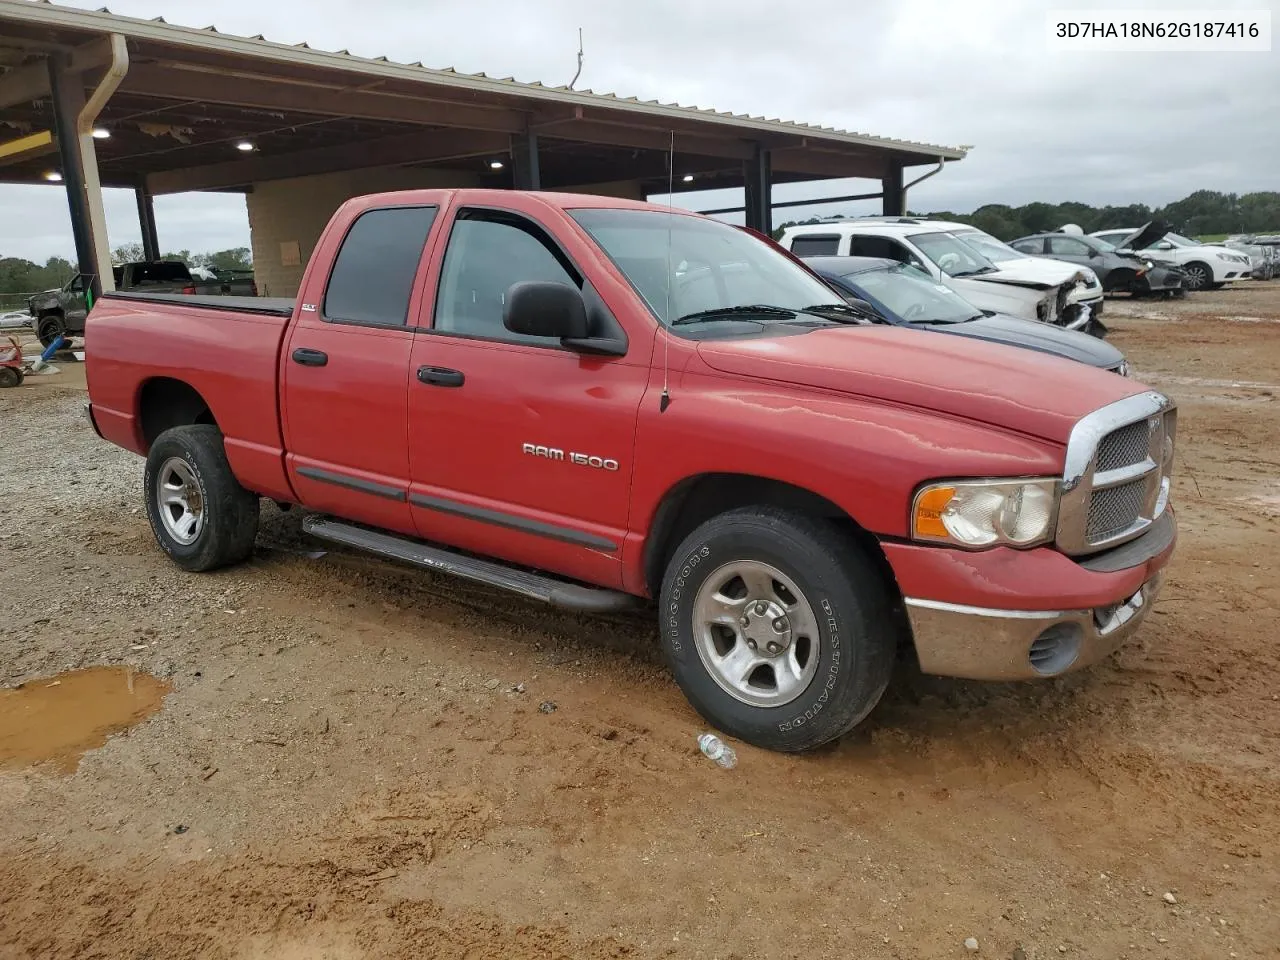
[302,516,639,614]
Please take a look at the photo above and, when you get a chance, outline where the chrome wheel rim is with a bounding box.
[1184,265,1206,290]
[691,559,820,708]
[156,456,205,545]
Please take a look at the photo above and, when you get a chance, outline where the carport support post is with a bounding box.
[511,130,540,190]
[743,145,773,235]
[48,59,104,300]
[135,182,160,262]
[881,163,905,216]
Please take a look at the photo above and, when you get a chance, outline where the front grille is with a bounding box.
[1096,420,1151,472]
[1087,480,1148,541]
[1055,392,1176,556]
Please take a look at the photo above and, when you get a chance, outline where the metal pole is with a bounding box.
[135,183,160,261]
[48,58,99,300]
[881,163,905,216]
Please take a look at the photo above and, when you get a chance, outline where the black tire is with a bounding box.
[1181,261,1212,292]
[0,366,20,388]
[36,314,66,350]
[1205,282,1225,291]
[144,424,259,572]
[659,507,896,753]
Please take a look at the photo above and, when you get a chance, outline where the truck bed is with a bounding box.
[101,291,294,317]
[86,292,296,503]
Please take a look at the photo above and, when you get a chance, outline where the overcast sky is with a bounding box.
[2,0,1276,263]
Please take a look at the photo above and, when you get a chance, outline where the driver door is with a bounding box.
[405,201,650,589]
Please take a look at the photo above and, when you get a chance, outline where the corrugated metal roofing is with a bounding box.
[3,0,966,161]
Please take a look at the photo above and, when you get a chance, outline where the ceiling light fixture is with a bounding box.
[91,127,110,139]
[44,171,63,182]
[236,141,255,152]
[489,160,505,170]
[682,174,694,183]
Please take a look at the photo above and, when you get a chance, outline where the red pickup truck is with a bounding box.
[84,189,1177,752]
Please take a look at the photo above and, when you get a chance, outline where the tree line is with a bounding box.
[774,189,1280,242]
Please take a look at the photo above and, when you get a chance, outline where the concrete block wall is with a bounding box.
[247,168,646,298]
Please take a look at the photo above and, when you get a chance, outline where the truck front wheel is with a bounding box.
[144,425,259,572]
[659,507,895,753]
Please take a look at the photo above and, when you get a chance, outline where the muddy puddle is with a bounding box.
[0,667,170,773]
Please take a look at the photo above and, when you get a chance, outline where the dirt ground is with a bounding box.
[0,284,1277,960]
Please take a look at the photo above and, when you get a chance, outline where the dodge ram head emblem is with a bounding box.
[522,443,619,471]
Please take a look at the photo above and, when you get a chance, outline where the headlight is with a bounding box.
[1144,260,1154,270]
[911,479,1059,549]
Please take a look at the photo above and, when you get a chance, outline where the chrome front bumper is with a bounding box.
[904,573,1162,681]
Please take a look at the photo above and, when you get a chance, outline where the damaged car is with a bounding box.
[1090,223,1251,291]
[778,218,1103,333]
[1010,229,1184,298]
[802,255,1129,372]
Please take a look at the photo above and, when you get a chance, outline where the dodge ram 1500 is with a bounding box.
[84,189,1177,752]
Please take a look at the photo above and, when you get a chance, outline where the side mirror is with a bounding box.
[503,281,589,339]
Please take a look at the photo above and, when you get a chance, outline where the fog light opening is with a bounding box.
[1027,623,1083,676]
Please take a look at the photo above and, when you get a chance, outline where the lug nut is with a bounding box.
[747,639,757,650]
[755,602,767,615]
[766,641,780,654]
[740,616,750,626]
[772,618,786,631]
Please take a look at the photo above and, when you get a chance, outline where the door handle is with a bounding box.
[417,366,465,387]
[291,347,328,367]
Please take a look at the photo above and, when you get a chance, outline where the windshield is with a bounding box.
[569,209,844,327]
[952,229,1024,263]
[1090,237,1118,253]
[911,231,997,277]
[843,264,982,324]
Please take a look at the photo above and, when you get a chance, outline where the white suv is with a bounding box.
[1089,227,1251,291]
[779,218,1104,328]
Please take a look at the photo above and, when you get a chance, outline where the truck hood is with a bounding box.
[944,275,1045,316]
[973,257,1084,289]
[695,326,1142,444]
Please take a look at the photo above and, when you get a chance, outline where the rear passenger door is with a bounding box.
[281,203,439,536]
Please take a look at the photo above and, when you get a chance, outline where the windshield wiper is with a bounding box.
[798,302,882,324]
[950,266,997,277]
[671,304,797,326]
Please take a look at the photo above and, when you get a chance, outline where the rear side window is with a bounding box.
[133,261,191,285]
[788,235,840,256]
[1048,237,1091,256]
[323,206,437,326]
[1011,238,1045,255]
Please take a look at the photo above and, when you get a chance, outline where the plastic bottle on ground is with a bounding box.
[697,733,737,769]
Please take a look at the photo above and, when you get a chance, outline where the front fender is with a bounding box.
[624,371,1064,593]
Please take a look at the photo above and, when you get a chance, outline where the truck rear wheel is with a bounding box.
[659,507,895,752]
[144,425,259,572]
[36,314,66,350]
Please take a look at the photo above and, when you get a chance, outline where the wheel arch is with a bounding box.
[137,377,218,451]
[1101,267,1136,293]
[641,472,904,606]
